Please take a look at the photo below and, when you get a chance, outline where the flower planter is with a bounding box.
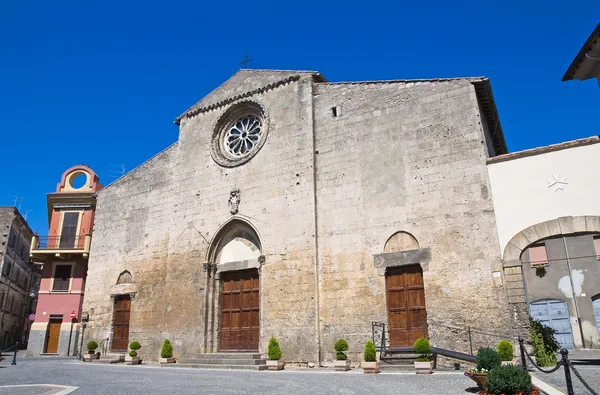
[501,360,517,366]
[414,360,433,374]
[362,361,381,374]
[464,370,488,389]
[266,360,285,371]
[334,360,351,371]
[125,355,141,365]
[84,353,99,361]
[477,386,541,395]
[159,357,176,364]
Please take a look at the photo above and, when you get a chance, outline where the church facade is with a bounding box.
[82,69,516,364]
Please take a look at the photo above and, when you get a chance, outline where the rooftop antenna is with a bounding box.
[24,209,33,220]
[108,164,126,179]
[12,195,23,210]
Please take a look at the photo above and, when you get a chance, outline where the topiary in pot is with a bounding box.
[159,339,175,363]
[362,341,380,374]
[85,341,99,360]
[333,339,350,371]
[497,340,515,364]
[413,337,433,374]
[482,364,540,395]
[465,347,502,388]
[267,337,284,370]
[126,341,142,364]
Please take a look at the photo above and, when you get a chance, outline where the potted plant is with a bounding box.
[413,337,433,374]
[159,339,176,364]
[465,347,501,388]
[333,339,350,371]
[266,337,284,371]
[361,341,380,374]
[125,341,142,365]
[480,364,541,395]
[85,341,99,361]
[498,340,516,366]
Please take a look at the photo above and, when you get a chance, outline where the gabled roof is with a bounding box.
[175,69,326,124]
[563,23,600,82]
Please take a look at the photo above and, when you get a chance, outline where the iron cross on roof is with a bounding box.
[240,54,254,68]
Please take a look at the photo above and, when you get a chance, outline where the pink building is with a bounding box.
[27,165,102,356]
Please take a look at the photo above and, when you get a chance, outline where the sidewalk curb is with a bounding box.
[532,376,565,395]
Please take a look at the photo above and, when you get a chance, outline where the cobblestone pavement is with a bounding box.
[532,364,600,394]
[0,358,482,395]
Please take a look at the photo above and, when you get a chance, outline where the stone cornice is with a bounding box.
[175,75,302,124]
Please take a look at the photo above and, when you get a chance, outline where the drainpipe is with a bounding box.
[202,262,211,353]
[562,236,586,348]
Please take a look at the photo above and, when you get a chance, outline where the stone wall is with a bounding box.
[83,70,514,364]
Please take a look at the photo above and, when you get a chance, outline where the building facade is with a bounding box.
[27,165,102,356]
[0,206,38,349]
[82,69,517,364]
[487,136,600,349]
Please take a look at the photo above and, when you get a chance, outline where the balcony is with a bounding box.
[30,234,92,261]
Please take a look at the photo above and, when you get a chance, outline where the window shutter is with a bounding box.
[529,245,548,267]
[594,237,600,260]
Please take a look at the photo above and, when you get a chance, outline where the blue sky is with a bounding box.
[0,1,598,235]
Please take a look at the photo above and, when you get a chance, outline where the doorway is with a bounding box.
[111,295,131,351]
[385,265,428,346]
[45,318,62,353]
[219,269,259,352]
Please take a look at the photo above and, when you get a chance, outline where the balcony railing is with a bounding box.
[30,235,91,258]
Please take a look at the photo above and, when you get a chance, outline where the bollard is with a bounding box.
[11,342,19,365]
[518,337,526,370]
[560,349,574,395]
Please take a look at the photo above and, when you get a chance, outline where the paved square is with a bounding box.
[0,358,482,395]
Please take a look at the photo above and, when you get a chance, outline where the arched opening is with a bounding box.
[384,231,419,253]
[208,219,261,352]
[592,294,600,340]
[116,270,133,285]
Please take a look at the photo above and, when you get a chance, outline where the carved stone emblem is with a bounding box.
[228,188,241,214]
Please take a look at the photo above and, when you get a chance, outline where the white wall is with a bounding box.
[487,141,600,257]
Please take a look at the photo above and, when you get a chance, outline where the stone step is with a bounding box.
[177,358,265,366]
[178,353,261,362]
[162,363,268,371]
[95,354,124,363]
[380,358,417,366]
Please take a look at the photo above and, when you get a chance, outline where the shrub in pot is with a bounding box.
[464,347,502,388]
[480,364,540,395]
[126,341,142,365]
[266,337,284,371]
[413,337,433,374]
[333,339,350,371]
[498,340,516,366]
[362,341,380,374]
[85,341,99,360]
[159,339,175,364]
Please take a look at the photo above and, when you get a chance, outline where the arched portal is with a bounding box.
[207,219,262,352]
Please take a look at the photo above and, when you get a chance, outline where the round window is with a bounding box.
[211,102,268,167]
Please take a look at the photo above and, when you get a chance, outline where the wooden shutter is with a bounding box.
[529,245,548,267]
[60,212,79,248]
[594,237,600,260]
[52,265,71,291]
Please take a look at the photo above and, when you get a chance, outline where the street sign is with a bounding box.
[70,311,76,320]
[28,314,35,321]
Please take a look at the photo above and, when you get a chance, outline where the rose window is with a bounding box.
[223,115,263,157]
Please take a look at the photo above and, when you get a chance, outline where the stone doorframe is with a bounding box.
[108,282,137,353]
[372,247,431,348]
[202,256,265,353]
[501,216,600,336]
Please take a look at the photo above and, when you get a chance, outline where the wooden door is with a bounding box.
[219,269,259,351]
[530,299,574,349]
[45,319,62,353]
[386,265,428,346]
[111,296,131,351]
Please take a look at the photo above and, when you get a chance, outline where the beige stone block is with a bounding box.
[585,216,600,233]
[558,216,575,234]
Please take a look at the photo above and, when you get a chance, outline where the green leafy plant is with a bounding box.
[414,337,431,362]
[161,339,173,359]
[364,341,377,362]
[485,364,533,395]
[129,341,141,357]
[86,341,98,353]
[497,340,514,361]
[268,337,281,361]
[476,347,502,371]
[529,317,560,367]
[334,339,349,361]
